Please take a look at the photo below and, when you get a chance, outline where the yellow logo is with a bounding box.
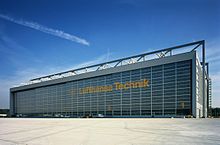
[79,79,149,94]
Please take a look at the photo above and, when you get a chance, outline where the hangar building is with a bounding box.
[10,40,211,118]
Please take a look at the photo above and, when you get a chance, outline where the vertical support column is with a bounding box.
[129,71,132,117]
[96,79,99,116]
[175,63,177,116]
[90,80,92,115]
[192,52,197,117]
[206,63,209,117]
[77,81,79,117]
[82,80,85,116]
[120,72,122,116]
[10,91,14,117]
[150,67,152,116]
[202,40,206,118]
[140,70,142,116]
[162,65,164,116]
[104,76,107,116]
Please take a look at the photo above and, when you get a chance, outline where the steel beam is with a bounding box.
[30,40,204,83]
[202,40,206,117]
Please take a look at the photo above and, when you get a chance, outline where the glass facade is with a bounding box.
[13,60,192,117]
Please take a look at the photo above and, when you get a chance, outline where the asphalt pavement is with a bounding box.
[0,118,219,145]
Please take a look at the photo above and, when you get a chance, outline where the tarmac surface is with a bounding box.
[0,118,219,145]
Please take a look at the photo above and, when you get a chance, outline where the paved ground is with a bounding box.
[0,118,219,145]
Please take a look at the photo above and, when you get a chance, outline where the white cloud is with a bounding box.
[206,38,220,62]
[0,14,90,46]
[0,53,110,109]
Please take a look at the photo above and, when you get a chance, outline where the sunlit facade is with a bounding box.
[10,41,210,118]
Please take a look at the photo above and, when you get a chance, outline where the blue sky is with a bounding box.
[0,0,219,108]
